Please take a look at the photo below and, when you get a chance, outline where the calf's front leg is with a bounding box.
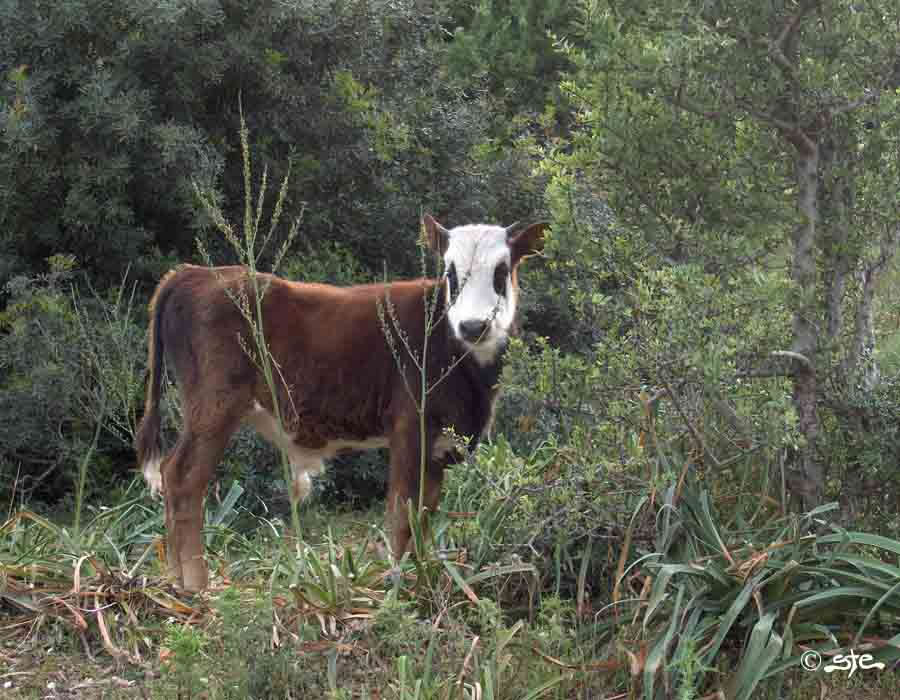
[387,411,444,557]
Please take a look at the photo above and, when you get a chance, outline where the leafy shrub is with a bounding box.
[0,257,144,507]
[442,434,641,605]
[281,240,371,287]
[631,485,900,699]
[1,259,81,504]
[821,372,900,526]
[0,0,545,293]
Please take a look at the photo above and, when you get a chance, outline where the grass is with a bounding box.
[3,474,900,700]
[0,486,570,699]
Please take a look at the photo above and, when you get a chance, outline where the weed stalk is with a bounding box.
[193,96,304,545]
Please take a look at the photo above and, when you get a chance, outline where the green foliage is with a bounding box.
[0,1,223,284]
[202,590,301,700]
[446,0,578,120]
[282,240,370,287]
[289,529,389,616]
[0,0,543,292]
[331,70,411,164]
[821,373,900,526]
[442,434,633,603]
[496,336,603,452]
[635,485,900,698]
[536,0,900,507]
[160,621,209,700]
[371,592,431,659]
[0,260,144,507]
[0,262,80,501]
[5,465,900,699]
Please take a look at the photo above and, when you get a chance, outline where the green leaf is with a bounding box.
[644,584,684,700]
[819,532,900,557]
[209,481,244,527]
[727,613,783,700]
[701,572,763,666]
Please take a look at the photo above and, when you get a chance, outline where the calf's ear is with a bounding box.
[422,214,450,256]
[509,222,547,266]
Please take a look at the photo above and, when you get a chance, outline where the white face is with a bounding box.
[442,224,516,365]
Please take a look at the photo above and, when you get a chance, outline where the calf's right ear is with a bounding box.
[422,214,450,256]
[509,222,547,266]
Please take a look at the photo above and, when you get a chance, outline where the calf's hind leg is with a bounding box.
[162,415,241,591]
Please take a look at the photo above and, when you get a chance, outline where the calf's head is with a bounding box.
[423,215,546,365]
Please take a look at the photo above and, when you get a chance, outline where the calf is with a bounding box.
[134,215,545,590]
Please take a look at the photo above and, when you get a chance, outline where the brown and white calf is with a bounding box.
[134,215,545,591]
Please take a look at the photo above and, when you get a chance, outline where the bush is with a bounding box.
[820,372,900,527]
[0,0,545,293]
[631,485,900,699]
[0,257,143,506]
[441,434,641,605]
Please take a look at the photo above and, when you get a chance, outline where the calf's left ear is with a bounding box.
[422,214,450,256]
[508,222,547,266]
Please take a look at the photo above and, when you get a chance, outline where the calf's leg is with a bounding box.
[162,419,239,591]
[387,413,420,557]
[387,414,446,557]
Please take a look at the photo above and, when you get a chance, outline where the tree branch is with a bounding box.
[663,380,721,468]
[770,350,813,370]
[769,1,820,84]
[736,367,794,379]
[828,91,880,118]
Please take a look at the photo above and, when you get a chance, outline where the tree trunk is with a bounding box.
[790,141,823,507]
[846,226,900,390]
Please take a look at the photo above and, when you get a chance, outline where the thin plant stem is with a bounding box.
[377,233,496,542]
[194,97,304,547]
[74,390,107,541]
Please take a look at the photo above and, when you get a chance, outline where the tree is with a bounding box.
[0,0,544,290]
[546,0,900,506]
[445,0,578,117]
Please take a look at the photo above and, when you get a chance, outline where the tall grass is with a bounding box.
[630,482,900,699]
[5,434,900,698]
[193,97,303,541]
[69,269,142,540]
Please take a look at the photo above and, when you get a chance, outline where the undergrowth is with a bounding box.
[3,444,900,699]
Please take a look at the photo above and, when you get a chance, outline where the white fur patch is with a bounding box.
[443,224,516,366]
[142,455,163,498]
[244,402,388,502]
[292,470,313,502]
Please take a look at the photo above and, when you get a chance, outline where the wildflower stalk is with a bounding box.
[194,96,304,544]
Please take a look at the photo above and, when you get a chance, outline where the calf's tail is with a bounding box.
[134,268,180,495]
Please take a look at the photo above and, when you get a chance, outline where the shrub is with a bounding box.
[631,485,900,699]
[0,257,143,507]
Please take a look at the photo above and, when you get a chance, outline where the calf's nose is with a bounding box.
[459,319,489,342]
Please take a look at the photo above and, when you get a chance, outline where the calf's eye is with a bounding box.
[493,262,508,296]
[447,263,459,298]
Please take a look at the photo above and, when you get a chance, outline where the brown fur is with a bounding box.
[135,264,516,590]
